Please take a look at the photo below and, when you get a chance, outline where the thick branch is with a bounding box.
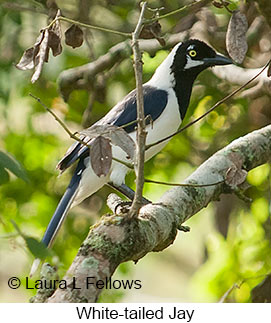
[43,124,271,303]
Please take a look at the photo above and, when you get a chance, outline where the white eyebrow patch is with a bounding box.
[184,55,204,70]
[187,45,195,51]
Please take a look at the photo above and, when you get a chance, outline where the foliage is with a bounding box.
[0,0,270,303]
[0,150,28,184]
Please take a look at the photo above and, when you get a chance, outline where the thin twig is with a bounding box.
[29,94,75,138]
[29,93,133,170]
[219,283,242,303]
[145,178,225,187]
[129,2,148,218]
[146,58,271,150]
[218,273,271,303]
[147,0,211,22]
[47,15,131,37]
[118,115,150,131]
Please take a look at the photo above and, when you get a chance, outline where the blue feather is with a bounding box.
[42,158,86,247]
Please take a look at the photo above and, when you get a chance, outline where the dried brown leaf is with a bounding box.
[53,9,62,35]
[225,151,248,187]
[140,21,165,46]
[16,10,62,81]
[109,128,135,160]
[65,24,84,48]
[34,31,45,48]
[48,9,62,56]
[140,21,161,39]
[80,125,111,139]
[31,29,49,83]
[226,10,248,64]
[17,29,49,82]
[48,30,62,56]
[16,47,35,70]
[16,30,45,71]
[90,136,112,177]
[81,125,135,161]
[225,165,247,186]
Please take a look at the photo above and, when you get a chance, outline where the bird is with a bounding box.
[30,39,232,275]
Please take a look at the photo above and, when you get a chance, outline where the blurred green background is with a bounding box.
[0,0,270,302]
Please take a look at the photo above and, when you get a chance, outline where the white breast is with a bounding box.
[109,88,182,185]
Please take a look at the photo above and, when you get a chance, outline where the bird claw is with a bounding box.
[114,201,132,215]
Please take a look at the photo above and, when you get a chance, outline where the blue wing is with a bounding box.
[58,85,168,171]
[105,85,168,132]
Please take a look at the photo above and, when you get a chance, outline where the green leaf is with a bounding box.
[0,151,28,182]
[11,220,50,259]
[25,237,50,260]
[0,166,10,185]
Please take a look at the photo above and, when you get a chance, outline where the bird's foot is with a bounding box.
[114,201,132,215]
[107,193,152,216]
[107,193,131,215]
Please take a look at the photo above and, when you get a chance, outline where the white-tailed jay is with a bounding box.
[31,39,232,275]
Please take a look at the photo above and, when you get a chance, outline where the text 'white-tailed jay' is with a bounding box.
[30,39,232,275]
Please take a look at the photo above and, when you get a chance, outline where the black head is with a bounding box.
[169,39,232,120]
[171,39,232,76]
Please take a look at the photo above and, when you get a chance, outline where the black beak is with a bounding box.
[203,54,232,66]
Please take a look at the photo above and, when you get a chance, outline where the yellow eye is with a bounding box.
[189,50,197,57]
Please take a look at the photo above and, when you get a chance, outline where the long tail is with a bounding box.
[30,158,85,276]
[42,174,80,248]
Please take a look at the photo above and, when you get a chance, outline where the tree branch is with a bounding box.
[212,64,271,99]
[40,124,271,303]
[129,2,148,217]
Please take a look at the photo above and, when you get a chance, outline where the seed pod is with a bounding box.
[226,10,248,64]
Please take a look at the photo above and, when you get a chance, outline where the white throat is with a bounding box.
[146,42,182,89]
[184,56,204,69]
